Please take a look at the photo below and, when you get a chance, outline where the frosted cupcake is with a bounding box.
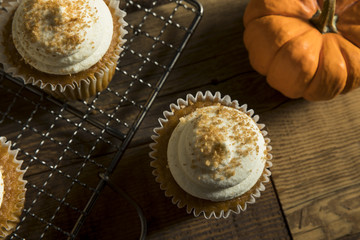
[150,91,272,218]
[0,137,27,238]
[0,0,127,100]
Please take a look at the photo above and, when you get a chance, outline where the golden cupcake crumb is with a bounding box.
[191,106,259,180]
[21,0,99,55]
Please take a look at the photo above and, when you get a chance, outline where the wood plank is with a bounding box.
[260,89,360,240]
[7,0,360,239]
[75,2,292,238]
[78,143,291,240]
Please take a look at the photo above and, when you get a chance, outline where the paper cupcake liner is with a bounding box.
[149,91,273,219]
[0,0,128,100]
[0,136,27,238]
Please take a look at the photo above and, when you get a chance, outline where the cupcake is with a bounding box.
[149,91,272,218]
[0,0,127,100]
[0,136,27,238]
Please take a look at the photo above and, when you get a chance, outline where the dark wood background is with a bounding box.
[1,0,360,239]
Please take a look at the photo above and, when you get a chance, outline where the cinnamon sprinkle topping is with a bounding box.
[191,106,260,180]
[21,0,99,55]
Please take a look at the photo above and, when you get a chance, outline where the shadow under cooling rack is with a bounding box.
[0,0,202,239]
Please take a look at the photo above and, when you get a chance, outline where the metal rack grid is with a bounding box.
[0,0,203,239]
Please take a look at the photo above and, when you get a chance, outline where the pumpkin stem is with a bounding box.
[311,0,338,33]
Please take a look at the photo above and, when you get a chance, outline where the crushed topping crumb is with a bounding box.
[190,105,260,180]
[21,0,99,55]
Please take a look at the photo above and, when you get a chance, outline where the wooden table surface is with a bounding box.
[1,0,360,239]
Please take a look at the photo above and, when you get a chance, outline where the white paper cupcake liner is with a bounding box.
[0,136,27,238]
[0,0,128,100]
[149,91,273,219]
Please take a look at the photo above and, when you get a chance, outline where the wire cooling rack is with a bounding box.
[0,0,202,239]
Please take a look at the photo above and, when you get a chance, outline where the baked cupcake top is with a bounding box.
[0,137,27,238]
[0,168,4,208]
[12,0,114,75]
[167,104,267,202]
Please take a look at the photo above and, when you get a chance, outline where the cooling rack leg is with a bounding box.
[99,172,148,240]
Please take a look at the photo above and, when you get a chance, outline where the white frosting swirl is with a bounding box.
[167,105,267,201]
[0,168,4,208]
[12,0,114,75]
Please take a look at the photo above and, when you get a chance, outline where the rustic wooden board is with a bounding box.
[1,0,359,239]
[76,0,292,239]
[77,144,291,240]
[261,90,360,240]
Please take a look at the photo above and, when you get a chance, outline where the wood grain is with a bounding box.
[78,0,292,239]
[1,0,360,239]
[260,90,360,240]
[77,144,291,240]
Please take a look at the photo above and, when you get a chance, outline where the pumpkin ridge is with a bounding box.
[244,15,313,75]
[243,0,360,101]
[243,0,318,26]
[267,28,323,98]
[267,18,316,72]
[304,34,347,100]
[301,34,324,99]
[244,13,315,27]
[340,48,354,93]
[334,0,359,15]
[336,23,360,48]
[334,35,360,93]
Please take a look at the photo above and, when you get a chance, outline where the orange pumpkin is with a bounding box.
[243,0,360,101]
